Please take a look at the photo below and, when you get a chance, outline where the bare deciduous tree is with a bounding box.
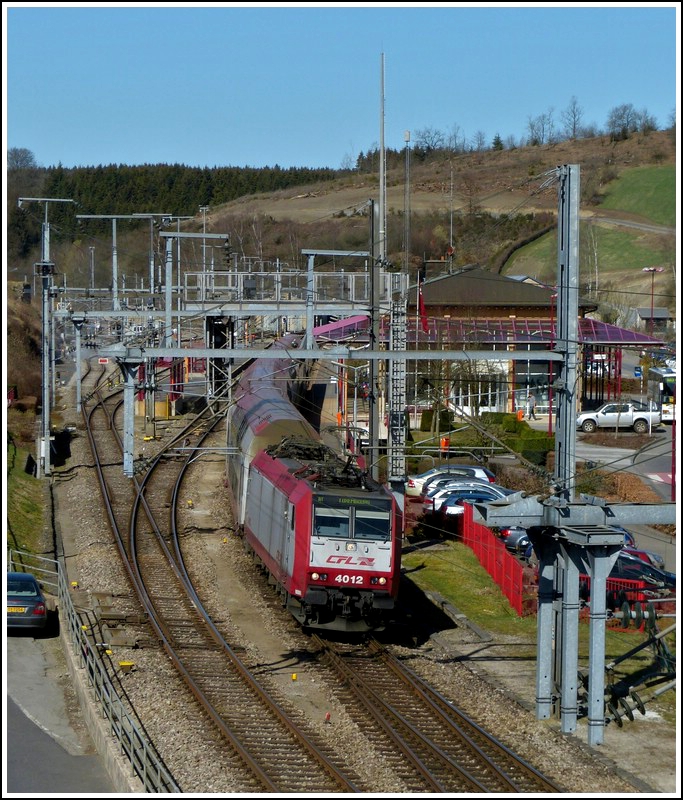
[472,130,487,152]
[526,108,556,146]
[606,103,640,140]
[458,171,481,216]
[445,123,467,154]
[414,127,446,153]
[8,147,38,170]
[637,108,658,134]
[561,96,584,140]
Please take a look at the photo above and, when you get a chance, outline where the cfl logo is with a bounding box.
[327,555,375,566]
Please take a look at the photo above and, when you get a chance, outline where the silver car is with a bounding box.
[406,465,495,498]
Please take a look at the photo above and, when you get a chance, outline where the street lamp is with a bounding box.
[642,267,664,336]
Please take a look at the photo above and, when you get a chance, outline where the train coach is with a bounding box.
[225,334,401,632]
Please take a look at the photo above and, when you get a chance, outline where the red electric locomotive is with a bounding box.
[226,335,401,632]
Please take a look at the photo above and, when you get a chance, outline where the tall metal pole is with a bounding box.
[89,246,95,290]
[164,237,174,347]
[148,218,155,292]
[449,164,454,252]
[131,213,174,293]
[200,206,209,273]
[369,200,380,482]
[404,129,412,427]
[178,217,182,311]
[78,214,150,313]
[111,218,119,311]
[18,197,74,478]
[404,130,410,272]
[548,292,557,436]
[554,165,580,502]
[40,266,52,476]
[378,54,386,265]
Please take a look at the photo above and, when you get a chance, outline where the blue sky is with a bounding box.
[4,3,679,170]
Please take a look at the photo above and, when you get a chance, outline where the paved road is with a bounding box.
[4,627,117,795]
[528,416,676,569]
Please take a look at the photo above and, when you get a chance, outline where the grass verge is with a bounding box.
[6,433,47,557]
[401,537,676,721]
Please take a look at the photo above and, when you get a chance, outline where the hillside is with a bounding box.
[204,129,676,311]
[7,128,675,285]
[5,129,676,406]
[209,129,675,227]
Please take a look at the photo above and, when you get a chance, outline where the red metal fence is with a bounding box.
[460,503,533,615]
[458,503,658,618]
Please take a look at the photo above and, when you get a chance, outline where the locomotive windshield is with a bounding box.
[354,509,391,540]
[314,507,350,538]
[313,495,392,541]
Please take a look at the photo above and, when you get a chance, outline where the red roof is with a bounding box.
[314,315,664,347]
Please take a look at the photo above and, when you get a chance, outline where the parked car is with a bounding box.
[576,401,661,434]
[421,482,478,517]
[437,484,516,521]
[6,572,48,630]
[579,552,675,609]
[507,524,636,562]
[496,525,530,554]
[418,473,491,503]
[622,546,666,572]
[422,481,508,517]
[610,525,636,548]
[609,551,675,591]
[416,467,495,499]
[405,465,495,497]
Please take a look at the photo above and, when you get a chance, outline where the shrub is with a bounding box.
[420,408,454,432]
[508,428,554,465]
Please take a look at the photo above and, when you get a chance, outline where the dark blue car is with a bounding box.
[6,572,48,630]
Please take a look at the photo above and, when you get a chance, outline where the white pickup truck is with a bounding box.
[576,401,661,434]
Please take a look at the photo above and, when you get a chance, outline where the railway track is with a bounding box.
[81,362,360,793]
[313,635,561,792]
[75,356,565,792]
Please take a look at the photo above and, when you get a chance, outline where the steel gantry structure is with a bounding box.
[49,165,674,746]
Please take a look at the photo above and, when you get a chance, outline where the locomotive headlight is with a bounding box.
[311,572,328,581]
[378,577,387,585]
[345,542,356,552]
[370,576,387,585]
[311,572,320,580]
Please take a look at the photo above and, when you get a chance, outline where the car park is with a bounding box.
[6,572,48,630]
[405,465,495,497]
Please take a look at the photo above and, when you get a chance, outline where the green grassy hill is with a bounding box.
[503,163,676,316]
[599,165,675,226]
